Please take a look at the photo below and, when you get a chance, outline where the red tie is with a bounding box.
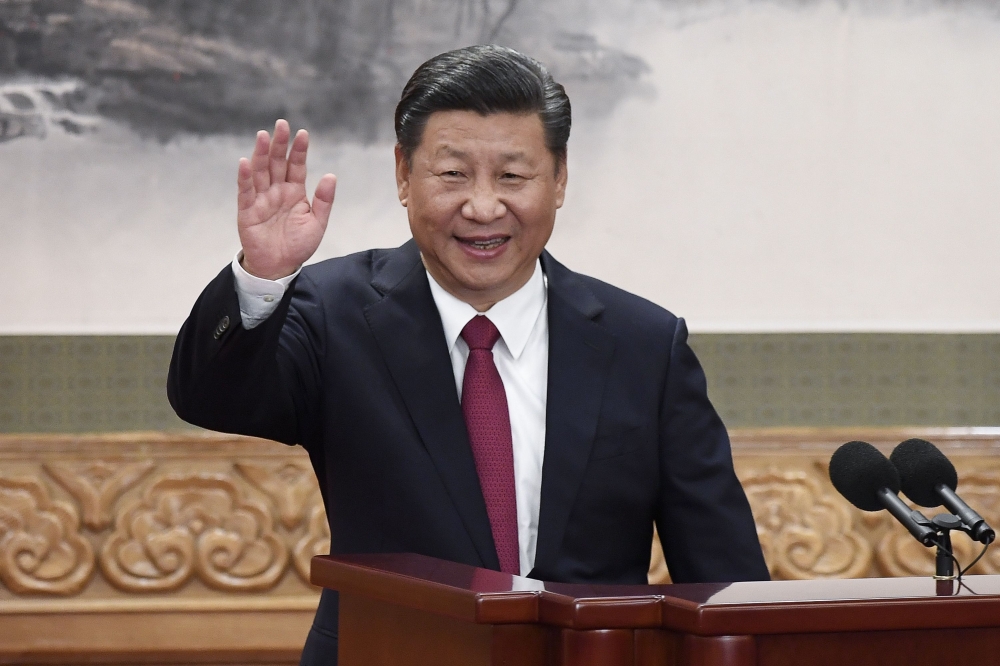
[460,315,520,575]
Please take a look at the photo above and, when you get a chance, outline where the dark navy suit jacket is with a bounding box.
[167,239,768,664]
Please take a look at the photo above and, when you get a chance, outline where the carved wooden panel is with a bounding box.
[1,428,999,663]
[0,433,322,665]
[101,474,289,592]
[0,476,93,594]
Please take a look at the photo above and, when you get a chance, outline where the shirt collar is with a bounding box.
[426,259,546,360]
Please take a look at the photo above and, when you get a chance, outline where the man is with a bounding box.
[168,45,768,665]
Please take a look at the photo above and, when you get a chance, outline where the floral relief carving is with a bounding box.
[45,460,155,531]
[236,461,319,530]
[647,527,671,584]
[100,474,288,592]
[0,476,94,594]
[742,469,872,579]
[959,476,1000,575]
[293,503,331,584]
[3,431,1000,605]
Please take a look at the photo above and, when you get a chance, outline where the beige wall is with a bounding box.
[4,1,999,333]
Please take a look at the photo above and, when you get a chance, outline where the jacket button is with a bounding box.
[213,315,230,339]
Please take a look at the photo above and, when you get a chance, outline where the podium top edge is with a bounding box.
[312,554,1000,634]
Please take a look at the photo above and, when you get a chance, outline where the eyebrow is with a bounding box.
[436,146,530,163]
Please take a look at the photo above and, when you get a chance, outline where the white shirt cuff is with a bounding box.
[231,251,301,329]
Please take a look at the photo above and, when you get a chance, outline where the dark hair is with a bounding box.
[395,45,571,164]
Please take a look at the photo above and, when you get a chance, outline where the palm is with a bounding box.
[237,120,337,280]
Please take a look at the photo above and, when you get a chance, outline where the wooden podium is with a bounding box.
[312,553,1000,666]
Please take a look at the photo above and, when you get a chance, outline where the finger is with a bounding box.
[269,119,290,184]
[286,129,310,185]
[310,173,337,229]
[250,130,271,193]
[237,157,256,213]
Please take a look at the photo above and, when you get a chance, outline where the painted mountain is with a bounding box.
[0,0,648,142]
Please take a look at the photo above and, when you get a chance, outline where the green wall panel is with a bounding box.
[693,334,1000,428]
[0,336,190,433]
[1,334,998,433]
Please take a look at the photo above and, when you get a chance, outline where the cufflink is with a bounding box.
[213,315,231,340]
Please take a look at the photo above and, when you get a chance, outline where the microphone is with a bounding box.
[890,438,996,545]
[829,441,936,545]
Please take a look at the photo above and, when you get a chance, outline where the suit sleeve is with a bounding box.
[167,264,326,448]
[656,318,770,583]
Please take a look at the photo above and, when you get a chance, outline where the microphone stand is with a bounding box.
[928,514,967,581]
[886,508,969,582]
[934,530,955,580]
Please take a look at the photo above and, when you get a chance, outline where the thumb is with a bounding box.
[311,173,337,230]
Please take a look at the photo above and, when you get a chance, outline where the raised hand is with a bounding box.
[237,119,337,280]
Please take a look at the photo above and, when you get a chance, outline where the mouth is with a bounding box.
[456,235,510,252]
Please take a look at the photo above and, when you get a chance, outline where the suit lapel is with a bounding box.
[363,241,500,570]
[532,252,616,578]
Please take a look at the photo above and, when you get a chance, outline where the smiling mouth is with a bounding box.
[458,236,510,251]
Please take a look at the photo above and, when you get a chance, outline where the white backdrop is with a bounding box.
[3,0,999,333]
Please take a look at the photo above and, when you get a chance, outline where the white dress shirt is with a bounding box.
[231,253,549,575]
[232,252,299,327]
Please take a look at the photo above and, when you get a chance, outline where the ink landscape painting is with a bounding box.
[2,0,998,333]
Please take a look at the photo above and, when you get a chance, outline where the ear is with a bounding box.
[553,156,568,209]
[394,144,410,206]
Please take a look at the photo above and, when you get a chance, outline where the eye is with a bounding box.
[500,172,524,181]
[439,169,465,180]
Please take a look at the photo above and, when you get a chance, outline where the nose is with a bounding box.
[461,180,507,223]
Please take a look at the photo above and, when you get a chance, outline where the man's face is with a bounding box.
[395,110,567,310]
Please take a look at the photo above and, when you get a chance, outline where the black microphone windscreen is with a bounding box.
[889,438,958,508]
[829,441,900,511]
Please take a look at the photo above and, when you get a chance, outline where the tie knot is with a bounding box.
[460,315,501,351]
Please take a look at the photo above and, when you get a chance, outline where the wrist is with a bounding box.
[239,253,300,281]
